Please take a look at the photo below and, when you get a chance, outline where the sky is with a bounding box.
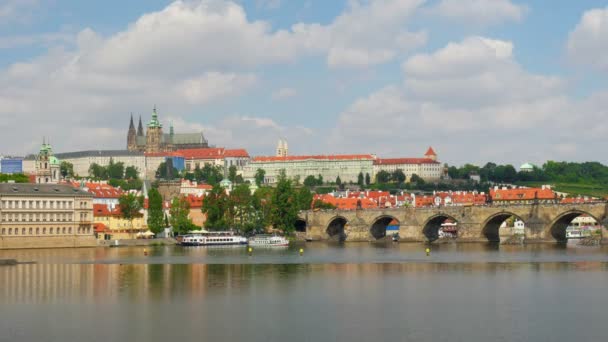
[0,0,607,167]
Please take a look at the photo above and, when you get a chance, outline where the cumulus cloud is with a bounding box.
[330,36,605,164]
[433,0,527,26]
[567,7,608,71]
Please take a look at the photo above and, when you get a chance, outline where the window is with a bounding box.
[8,228,12,235]
[50,227,53,234]
[36,228,39,235]
[42,228,46,235]
[29,228,32,235]
[68,227,72,234]
[21,228,25,235]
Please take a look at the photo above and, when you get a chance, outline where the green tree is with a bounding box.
[0,173,29,183]
[365,173,371,186]
[118,193,143,238]
[107,158,125,179]
[88,163,107,179]
[255,168,266,187]
[376,170,391,184]
[170,197,196,235]
[304,175,318,188]
[336,176,342,186]
[125,166,139,180]
[410,173,425,185]
[147,188,164,234]
[60,161,74,179]
[312,199,337,210]
[201,184,229,230]
[295,187,314,211]
[270,171,298,234]
[253,186,274,229]
[164,212,170,228]
[317,174,324,185]
[228,165,237,182]
[234,174,244,184]
[392,169,406,184]
[229,184,259,233]
[156,161,178,180]
[357,172,364,187]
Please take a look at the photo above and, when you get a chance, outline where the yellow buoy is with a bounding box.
[425,247,430,256]
[299,248,304,255]
[248,247,253,254]
[144,249,148,256]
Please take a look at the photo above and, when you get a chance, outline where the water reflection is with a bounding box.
[1,261,607,304]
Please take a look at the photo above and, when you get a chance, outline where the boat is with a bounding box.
[179,231,247,246]
[248,235,290,247]
[566,229,583,239]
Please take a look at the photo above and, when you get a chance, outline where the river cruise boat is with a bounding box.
[248,235,290,247]
[179,231,247,246]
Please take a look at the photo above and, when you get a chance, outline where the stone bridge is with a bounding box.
[298,203,608,243]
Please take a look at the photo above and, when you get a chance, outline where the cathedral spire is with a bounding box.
[129,113,135,130]
[137,115,144,136]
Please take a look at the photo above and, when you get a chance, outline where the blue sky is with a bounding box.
[0,0,607,166]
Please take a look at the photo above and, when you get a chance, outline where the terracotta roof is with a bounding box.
[224,149,250,158]
[425,146,437,156]
[489,188,556,201]
[374,158,439,165]
[93,204,112,217]
[94,222,109,233]
[252,154,376,162]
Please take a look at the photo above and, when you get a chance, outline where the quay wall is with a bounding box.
[0,235,97,249]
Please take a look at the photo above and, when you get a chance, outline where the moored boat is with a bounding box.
[248,235,289,247]
[179,231,247,246]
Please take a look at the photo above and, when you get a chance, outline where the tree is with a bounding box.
[156,161,178,180]
[270,171,298,234]
[255,168,266,187]
[60,161,74,179]
[253,186,274,228]
[229,183,258,233]
[125,166,139,180]
[201,184,229,230]
[107,158,125,179]
[295,187,314,211]
[336,176,342,186]
[228,165,237,183]
[304,175,318,188]
[164,212,170,228]
[357,172,364,187]
[234,174,244,184]
[376,170,391,184]
[170,196,196,235]
[317,174,324,185]
[147,188,164,234]
[392,169,406,184]
[118,193,143,238]
[88,163,106,179]
[312,199,337,210]
[365,173,371,186]
[410,174,425,185]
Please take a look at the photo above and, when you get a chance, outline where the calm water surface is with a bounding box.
[1,242,607,342]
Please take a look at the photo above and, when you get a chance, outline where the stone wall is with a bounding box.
[0,235,97,249]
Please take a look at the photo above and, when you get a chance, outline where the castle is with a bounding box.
[127,107,209,153]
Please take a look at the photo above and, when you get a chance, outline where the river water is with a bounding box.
[1,242,607,342]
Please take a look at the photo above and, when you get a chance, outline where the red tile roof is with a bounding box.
[374,158,439,165]
[93,204,112,217]
[94,223,109,233]
[425,146,437,157]
[252,154,376,162]
[224,149,250,158]
[146,148,250,160]
[489,188,556,201]
[67,182,124,198]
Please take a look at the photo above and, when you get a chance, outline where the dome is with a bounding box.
[520,162,534,171]
[220,178,232,188]
[49,156,60,165]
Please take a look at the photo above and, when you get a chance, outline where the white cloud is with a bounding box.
[0,0,40,24]
[177,72,257,104]
[271,87,297,100]
[567,7,608,71]
[433,0,527,26]
[330,37,606,164]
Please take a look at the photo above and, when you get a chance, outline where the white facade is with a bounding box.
[243,155,375,184]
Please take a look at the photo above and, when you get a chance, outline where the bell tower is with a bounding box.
[146,106,164,153]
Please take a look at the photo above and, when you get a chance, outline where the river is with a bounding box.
[1,242,607,341]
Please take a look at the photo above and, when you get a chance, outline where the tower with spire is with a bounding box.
[127,113,137,150]
[276,138,289,157]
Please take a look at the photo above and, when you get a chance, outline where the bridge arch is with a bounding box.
[369,216,399,240]
[326,216,348,242]
[422,214,458,242]
[549,210,602,242]
[295,218,307,233]
[482,212,525,242]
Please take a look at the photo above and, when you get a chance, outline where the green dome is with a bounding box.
[520,163,534,170]
[220,178,232,188]
[49,156,60,165]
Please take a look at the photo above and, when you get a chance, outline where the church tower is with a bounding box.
[146,106,164,153]
[137,115,144,137]
[127,113,137,151]
[36,139,60,184]
[276,139,288,157]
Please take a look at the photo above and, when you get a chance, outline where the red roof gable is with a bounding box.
[374,158,439,165]
[252,154,375,162]
[425,147,437,156]
[94,223,109,233]
[224,149,250,158]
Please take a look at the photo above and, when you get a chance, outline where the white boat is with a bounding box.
[566,229,582,239]
[179,231,247,246]
[248,235,290,247]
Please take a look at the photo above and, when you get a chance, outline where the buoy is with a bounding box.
[425,247,430,256]
[248,247,253,254]
[144,249,148,256]
[299,248,304,255]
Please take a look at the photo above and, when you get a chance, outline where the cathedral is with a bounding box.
[127,107,208,153]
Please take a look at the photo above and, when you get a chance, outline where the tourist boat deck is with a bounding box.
[179,231,247,246]
[248,235,289,247]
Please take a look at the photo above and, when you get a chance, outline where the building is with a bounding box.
[489,185,558,205]
[127,107,209,153]
[0,157,23,174]
[243,154,376,184]
[93,204,146,240]
[180,180,213,196]
[414,191,488,207]
[0,183,95,249]
[35,141,61,184]
[520,163,535,172]
[68,181,124,210]
[373,147,442,182]
[276,139,288,157]
[174,148,250,172]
